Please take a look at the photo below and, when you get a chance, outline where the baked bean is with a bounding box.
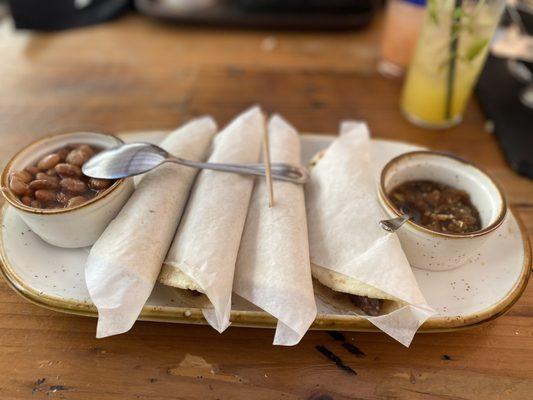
[12,143,114,209]
[36,172,59,184]
[29,179,59,191]
[88,178,112,190]
[60,177,86,194]
[67,196,87,208]
[45,201,61,209]
[11,170,32,183]
[37,153,60,170]
[56,147,70,161]
[35,189,56,203]
[55,163,82,177]
[77,144,95,157]
[24,166,39,176]
[66,149,90,167]
[21,196,32,206]
[9,178,30,196]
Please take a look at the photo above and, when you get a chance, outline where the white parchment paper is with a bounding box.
[305,122,435,346]
[162,106,265,333]
[233,115,317,346]
[85,116,217,338]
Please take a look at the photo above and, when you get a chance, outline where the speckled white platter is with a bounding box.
[0,132,530,332]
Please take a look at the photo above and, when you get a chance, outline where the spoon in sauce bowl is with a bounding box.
[379,203,419,233]
[82,142,309,184]
[379,213,411,233]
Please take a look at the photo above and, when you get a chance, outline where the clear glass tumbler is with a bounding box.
[401,0,507,129]
[378,0,426,78]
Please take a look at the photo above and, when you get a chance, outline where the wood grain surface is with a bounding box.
[0,12,532,400]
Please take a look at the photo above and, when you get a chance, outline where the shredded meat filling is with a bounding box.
[349,295,383,316]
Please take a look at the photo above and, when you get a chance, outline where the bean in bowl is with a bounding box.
[8,144,116,209]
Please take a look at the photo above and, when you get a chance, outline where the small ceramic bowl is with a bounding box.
[378,151,507,271]
[1,132,134,248]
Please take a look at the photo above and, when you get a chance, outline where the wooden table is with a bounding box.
[1,12,532,400]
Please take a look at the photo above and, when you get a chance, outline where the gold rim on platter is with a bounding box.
[0,131,530,333]
[0,201,530,333]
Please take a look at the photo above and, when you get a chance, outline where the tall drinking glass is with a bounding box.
[401,0,507,128]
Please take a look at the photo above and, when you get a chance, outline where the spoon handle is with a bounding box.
[379,214,411,233]
[166,156,309,184]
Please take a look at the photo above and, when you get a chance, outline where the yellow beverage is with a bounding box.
[401,0,506,128]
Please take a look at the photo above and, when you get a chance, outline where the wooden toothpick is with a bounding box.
[262,120,274,208]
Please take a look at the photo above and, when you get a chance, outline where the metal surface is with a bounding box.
[379,214,410,233]
[82,142,310,184]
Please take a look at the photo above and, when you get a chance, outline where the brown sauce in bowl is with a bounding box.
[388,180,482,234]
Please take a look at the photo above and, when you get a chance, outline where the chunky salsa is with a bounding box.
[388,180,482,234]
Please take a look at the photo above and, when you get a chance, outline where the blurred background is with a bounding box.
[1,0,532,177]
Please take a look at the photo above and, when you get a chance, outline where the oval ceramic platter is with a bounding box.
[0,132,530,332]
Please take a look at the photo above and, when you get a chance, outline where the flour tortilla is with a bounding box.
[311,264,397,301]
[159,266,201,292]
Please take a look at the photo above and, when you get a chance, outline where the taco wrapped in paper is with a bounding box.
[159,106,265,332]
[85,116,217,338]
[233,115,317,346]
[306,122,435,346]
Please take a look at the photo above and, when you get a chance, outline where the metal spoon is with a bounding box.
[82,142,310,184]
[379,214,411,233]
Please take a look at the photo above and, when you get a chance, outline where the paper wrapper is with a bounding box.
[233,115,317,346]
[160,106,265,333]
[305,122,435,347]
[85,116,217,338]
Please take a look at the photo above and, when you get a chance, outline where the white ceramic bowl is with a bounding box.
[1,132,134,248]
[378,151,507,271]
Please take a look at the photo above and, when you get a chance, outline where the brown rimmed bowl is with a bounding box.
[1,132,134,248]
[378,151,507,271]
